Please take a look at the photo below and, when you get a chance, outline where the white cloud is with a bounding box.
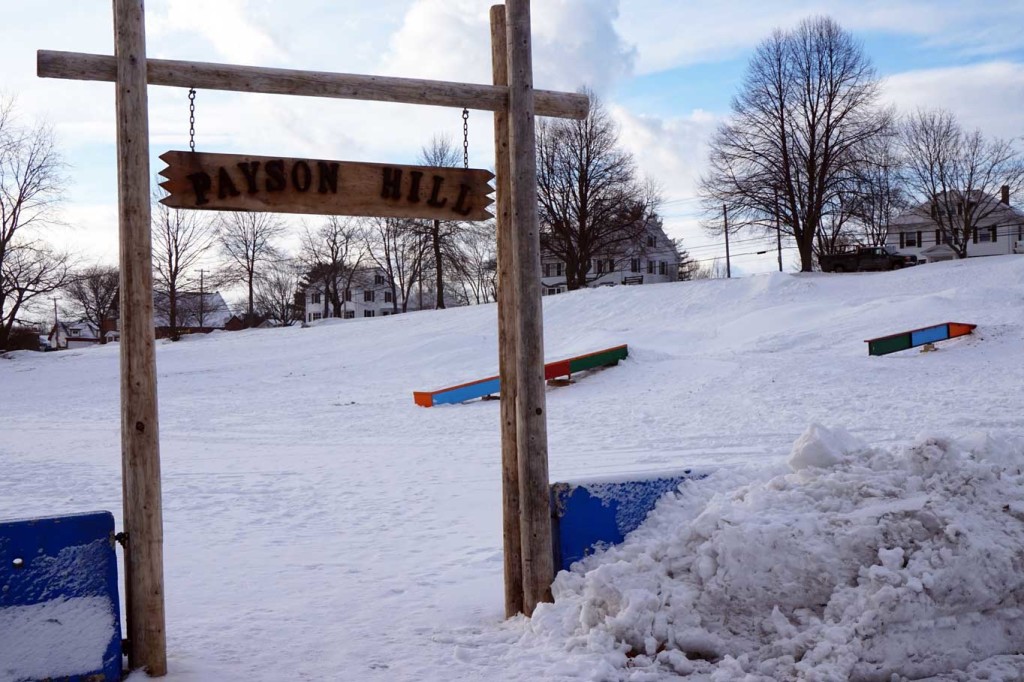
[881,61,1024,140]
[149,0,286,65]
[616,0,1024,74]
[382,0,636,94]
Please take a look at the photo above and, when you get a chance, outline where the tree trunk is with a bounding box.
[433,220,445,309]
[168,287,178,340]
[247,272,255,325]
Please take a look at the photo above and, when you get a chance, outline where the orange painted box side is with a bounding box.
[947,323,976,338]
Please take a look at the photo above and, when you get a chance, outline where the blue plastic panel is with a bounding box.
[0,511,122,681]
[911,325,949,346]
[433,377,501,405]
[550,470,708,571]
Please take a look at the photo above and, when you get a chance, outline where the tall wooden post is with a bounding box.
[114,0,167,674]
[490,3,523,618]
[506,0,554,614]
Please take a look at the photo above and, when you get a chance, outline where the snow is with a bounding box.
[0,597,114,680]
[2,255,1023,680]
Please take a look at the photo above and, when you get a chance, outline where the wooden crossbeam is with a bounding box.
[37,50,589,120]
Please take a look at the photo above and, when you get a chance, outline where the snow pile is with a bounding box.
[529,426,1024,680]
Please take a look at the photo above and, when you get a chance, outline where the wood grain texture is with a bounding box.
[491,3,524,620]
[114,0,167,675]
[159,151,495,221]
[506,0,555,615]
[37,49,590,120]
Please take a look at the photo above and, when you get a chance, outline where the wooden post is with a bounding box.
[506,0,554,615]
[114,0,167,674]
[491,3,523,618]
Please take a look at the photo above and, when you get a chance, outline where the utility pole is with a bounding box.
[52,297,60,349]
[723,203,732,279]
[775,190,783,272]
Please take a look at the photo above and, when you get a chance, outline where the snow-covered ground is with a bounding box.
[2,256,1023,680]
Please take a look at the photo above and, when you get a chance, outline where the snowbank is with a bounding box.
[529,426,1024,680]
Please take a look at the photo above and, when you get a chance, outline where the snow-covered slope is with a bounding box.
[2,256,1023,680]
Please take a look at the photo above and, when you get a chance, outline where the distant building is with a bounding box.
[49,321,102,350]
[152,291,232,337]
[540,218,680,295]
[301,267,457,324]
[887,186,1024,263]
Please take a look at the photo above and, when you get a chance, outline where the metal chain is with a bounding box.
[462,108,469,169]
[188,88,197,152]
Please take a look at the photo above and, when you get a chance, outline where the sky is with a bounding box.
[3,0,1024,280]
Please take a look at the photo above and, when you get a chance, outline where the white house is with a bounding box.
[887,186,1024,263]
[301,267,454,324]
[49,321,102,350]
[540,218,680,295]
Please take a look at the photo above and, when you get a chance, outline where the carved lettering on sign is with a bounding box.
[159,151,494,221]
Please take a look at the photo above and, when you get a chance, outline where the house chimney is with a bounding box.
[1001,184,1010,205]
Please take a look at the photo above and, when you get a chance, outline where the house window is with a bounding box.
[935,229,943,245]
[606,259,615,272]
[647,235,656,248]
[311,292,321,304]
[384,291,393,303]
[381,310,391,316]
[364,290,375,302]
[630,258,640,273]
[344,289,352,302]
[902,231,918,248]
[596,259,604,274]
[70,329,81,336]
[311,312,322,321]
[647,261,654,274]
[556,262,563,276]
[364,310,375,318]
[343,310,355,319]
[546,288,558,296]
[978,227,995,243]
[374,273,386,285]
[659,261,667,276]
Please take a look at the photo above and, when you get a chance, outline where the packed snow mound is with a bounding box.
[529,427,1024,680]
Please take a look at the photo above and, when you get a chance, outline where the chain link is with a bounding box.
[188,88,196,152]
[462,108,469,169]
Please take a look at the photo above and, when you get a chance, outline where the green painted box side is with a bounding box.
[869,333,912,356]
[568,346,629,373]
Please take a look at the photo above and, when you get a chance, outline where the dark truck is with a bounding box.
[819,246,917,273]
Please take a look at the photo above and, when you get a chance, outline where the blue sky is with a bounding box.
[3,0,1023,278]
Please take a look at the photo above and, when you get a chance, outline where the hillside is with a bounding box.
[2,255,1023,680]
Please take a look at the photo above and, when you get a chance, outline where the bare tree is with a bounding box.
[700,17,890,271]
[537,91,658,290]
[363,216,427,312]
[899,109,1024,258]
[152,194,216,340]
[448,221,497,305]
[1,242,70,345]
[217,212,286,325]
[846,132,908,247]
[63,264,119,341]
[254,259,301,326]
[0,97,68,347]
[298,216,363,318]
[415,135,467,308]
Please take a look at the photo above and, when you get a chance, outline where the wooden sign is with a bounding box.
[159,151,495,221]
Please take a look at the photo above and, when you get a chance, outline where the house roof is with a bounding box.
[152,291,232,328]
[891,191,1024,231]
